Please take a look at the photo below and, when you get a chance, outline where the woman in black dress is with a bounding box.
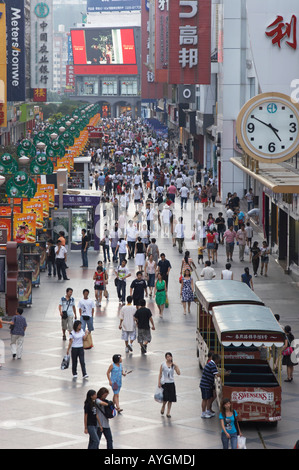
[250,241,261,277]
[158,352,180,418]
[282,325,297,382]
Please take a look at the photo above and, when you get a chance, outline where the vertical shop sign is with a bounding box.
[168,0,211,85]
[6,0,26,101]
[0,4,7,128]
[30,0,53,89]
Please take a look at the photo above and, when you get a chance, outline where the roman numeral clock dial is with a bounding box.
[236,92,299,163]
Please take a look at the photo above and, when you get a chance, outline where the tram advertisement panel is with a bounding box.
[224,387,281,422]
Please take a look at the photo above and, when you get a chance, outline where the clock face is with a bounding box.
[237,93,299,163]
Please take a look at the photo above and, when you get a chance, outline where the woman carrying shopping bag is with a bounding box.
[158,352,180,418]
[219,398,242,449]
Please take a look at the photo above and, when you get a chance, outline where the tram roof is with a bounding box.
[212,304,285,347]
[195,280,264,312]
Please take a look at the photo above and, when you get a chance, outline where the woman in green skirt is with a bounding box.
[154,272,167,318]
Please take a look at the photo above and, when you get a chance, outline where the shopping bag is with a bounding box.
[244,245,249,256]
[83,332,93,350]
[237,436,247,449]
[154,386,164,403]
[61,354,70,370]
[165,296,169,308]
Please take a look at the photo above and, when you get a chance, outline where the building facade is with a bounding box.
[69,11,142,118]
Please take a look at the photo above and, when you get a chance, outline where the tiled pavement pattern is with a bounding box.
[1,198,299,450]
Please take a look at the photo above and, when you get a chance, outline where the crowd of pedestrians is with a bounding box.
[1,115,297,450]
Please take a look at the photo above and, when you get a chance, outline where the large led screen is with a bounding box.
[71,28,138,75]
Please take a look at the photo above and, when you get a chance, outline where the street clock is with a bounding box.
[236,92,299,163]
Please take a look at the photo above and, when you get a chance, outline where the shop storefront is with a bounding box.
[53,193,101,250]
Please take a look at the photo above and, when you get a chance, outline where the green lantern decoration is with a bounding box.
[33,131,50,147]
[69,125,80,139]
[45,125,59,136]
[58,131,74,147]
[46,140,65,159]
[17,139,36,158]
[30,153,54,175]
[6,171,36,198]
[0,153,19,175]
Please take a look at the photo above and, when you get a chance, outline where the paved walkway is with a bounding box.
[0,197,299,450]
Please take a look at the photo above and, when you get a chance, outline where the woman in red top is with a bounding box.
[93,266,105,307]
[201,186,208,208]
[206,230,216,264]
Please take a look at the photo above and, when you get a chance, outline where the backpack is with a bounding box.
[98,399,117,419]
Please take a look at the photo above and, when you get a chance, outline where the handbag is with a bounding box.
[282,346,294,356]
[282,337,294,356]
[83,332,93,350]
[62,299,71,320]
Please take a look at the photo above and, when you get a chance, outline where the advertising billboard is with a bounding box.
[87,0,141,13]
[71,28,138,75]
[0,3,7,128]
[6,0,26,102]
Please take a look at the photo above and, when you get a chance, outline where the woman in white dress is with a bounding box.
[144,254,156,297]
[135,237,146,271]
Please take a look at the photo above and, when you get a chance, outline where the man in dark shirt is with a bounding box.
[130,272,148,306]
[134,299,155,354]
[215,212,226,244]
[1,308,27,359]
[157,253,172,288]
[81,229,89,268]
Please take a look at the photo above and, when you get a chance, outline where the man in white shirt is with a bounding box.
[115,259,131,305]
[221,263,233,280]
[200,261,216,280]
[78,289,95,332]
[180,184,189,210]
[119,295,137,352]
[174,217,185,253]
[176,175,183,190]
[126,220,138,259]
[55,240,69,281]
[133,185,143,208]
[146,203,154,232]
[161,205,171,237]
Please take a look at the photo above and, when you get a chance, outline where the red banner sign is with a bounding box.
[168,0,211,85]
[33,88,47,102]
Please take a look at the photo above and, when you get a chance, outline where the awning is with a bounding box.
[195,280,264,313]
[212,304,285,347]
[231,156,299,194]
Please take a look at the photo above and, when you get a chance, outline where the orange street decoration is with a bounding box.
[37,184,55,208]
[23,200,44,230]
[14,213,37,244]
[35,191,50,219]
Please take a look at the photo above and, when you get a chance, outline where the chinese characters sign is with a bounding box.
[30,0,53,89]
[168,0,211,85]
[33,88,47,102]
[266,15,297,50]
[155,0,169,82]
[66,65,75,92]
